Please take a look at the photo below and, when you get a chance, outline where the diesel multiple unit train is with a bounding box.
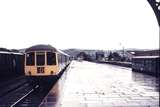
[24,44,71,84]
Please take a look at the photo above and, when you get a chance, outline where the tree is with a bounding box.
[112,52,121,61]
[77,52,88,60]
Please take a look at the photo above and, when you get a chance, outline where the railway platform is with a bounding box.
[39,61,159,107]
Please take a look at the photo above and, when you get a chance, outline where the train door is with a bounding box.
[36,52,45,74]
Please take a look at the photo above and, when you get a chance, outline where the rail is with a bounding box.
[10,85,39,107]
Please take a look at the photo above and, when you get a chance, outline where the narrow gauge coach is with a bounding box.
[25,44,70,84]
[132,56,160,77]
[0,50,24,78]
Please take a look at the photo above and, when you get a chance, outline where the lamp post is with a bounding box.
[122,46,125,61]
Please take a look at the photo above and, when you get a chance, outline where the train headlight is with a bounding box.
[51,71,54,75]
[28,71,31,75]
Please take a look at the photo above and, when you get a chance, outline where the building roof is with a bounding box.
[0,51,23,55]
[133,56,160,59]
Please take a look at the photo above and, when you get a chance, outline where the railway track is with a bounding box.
[0,81,33,106]
[0,82,56,107]
[0,76,28,97]
[0,79,58,107]
[10,85,39,107]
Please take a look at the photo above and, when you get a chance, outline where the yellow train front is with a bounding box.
[24,44,70,85]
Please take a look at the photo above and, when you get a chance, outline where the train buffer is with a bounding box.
[39,61,159,107]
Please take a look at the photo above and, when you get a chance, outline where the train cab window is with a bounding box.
[36,52,45,66]
[26,52,35,65]
[47,52,56,65]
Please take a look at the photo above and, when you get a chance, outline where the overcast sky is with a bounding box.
[0,0,159,50]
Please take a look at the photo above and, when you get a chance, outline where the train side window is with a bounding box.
[58,54,61,65]
[26,52,35,65]
[63,55,65,63]
[61,55,62,63]
[47,52,56,65]
[36,52,45,66]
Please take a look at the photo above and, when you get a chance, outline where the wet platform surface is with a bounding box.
[39,61,159,107]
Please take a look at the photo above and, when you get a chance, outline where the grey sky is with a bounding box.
[0,0,159,50]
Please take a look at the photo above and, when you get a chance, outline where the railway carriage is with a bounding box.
[24,44,70,84]
[0,50,24,77]
[132,56,160,77]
